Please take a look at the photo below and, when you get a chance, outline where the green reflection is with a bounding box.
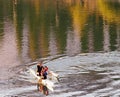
[0,0,120,61]
[110,24,117,51]
[13,0,24,54]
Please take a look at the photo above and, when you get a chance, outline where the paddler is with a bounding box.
[37,61,44,76]
[37,61,44,91]
[41,66,48,79]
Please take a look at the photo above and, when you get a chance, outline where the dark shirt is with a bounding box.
[43,72,47,79]
[37,65,43,76]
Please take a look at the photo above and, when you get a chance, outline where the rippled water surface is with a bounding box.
[0,0,120,97]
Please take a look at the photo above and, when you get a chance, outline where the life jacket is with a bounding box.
[44,66,48,72]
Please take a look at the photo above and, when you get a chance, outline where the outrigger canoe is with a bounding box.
[29,69,54,91]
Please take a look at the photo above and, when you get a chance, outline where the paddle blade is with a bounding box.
[29,68,40,79]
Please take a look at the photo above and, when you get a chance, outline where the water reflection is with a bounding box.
[98,0,120,24]
[103,21,110,52]
[0,0,120,76]
[66,29,81,56]
[0,19,20,79]
[49,26,58,56]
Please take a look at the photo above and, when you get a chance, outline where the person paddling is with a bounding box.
[41,66,48,79]
[37,61,44,91]
[37,61,44,76]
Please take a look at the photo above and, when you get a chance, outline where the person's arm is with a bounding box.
[37,65,39,76]
[37,65,39,72]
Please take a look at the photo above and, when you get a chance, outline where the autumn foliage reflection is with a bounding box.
[0,0,120,61]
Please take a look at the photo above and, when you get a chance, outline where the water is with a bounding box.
[0,0,120,97]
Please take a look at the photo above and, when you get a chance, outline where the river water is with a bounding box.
[0,0,120,97]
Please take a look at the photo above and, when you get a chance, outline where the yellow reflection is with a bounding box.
[84,0,97,12]
[29,31,37,60]
[98,0,120,24]
[30,0,56,15]
[70,3,88,35]
[39,26,49,57]
[33,0,41,15]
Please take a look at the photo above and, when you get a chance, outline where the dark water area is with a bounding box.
[0,0,120,97]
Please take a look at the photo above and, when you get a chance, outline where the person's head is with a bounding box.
[38,61,43,66]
